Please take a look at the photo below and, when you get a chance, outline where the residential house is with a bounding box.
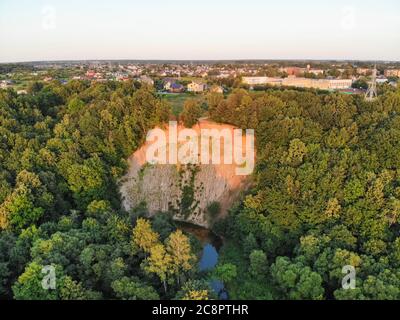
[306,65,324,76]
[280,67,306,76]
[188,81,207,93]
[357,68,372,76]
[86,70,96,78]
[0,80,13,89]
[169,83,185,93]
[210,85,224,94]
[139,75,154,86]
[163,78,176,91]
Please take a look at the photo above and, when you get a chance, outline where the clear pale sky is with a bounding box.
[0,0,399,62]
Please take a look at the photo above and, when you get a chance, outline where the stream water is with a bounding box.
[175,222,228,300]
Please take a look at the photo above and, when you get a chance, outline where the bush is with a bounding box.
[207,201,221,219]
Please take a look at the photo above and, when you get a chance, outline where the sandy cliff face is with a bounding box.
[119,119,254,227]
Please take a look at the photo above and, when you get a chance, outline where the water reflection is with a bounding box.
[199,243,218,271]
[175,221,228,300]
[210,279,229,300]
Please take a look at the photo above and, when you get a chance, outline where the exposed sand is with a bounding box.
[119,119,254,227]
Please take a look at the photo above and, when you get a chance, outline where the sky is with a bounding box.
[0,0,399,62]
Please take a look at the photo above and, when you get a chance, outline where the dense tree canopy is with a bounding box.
[211,85,400,300]
[1,79,400,300]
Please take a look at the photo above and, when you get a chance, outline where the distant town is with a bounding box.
[1,60,399,96]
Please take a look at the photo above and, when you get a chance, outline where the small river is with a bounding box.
[175,222,228,300]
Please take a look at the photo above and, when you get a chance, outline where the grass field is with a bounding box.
[159,92,206,116]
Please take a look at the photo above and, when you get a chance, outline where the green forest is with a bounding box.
[1,79,400,300]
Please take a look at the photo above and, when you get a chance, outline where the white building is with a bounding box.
[242,76,352,90]
[325,79,353,90]
[242,77,270,85]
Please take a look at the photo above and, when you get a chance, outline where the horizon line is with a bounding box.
[1,58,400,65]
